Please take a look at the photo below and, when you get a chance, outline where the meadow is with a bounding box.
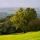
[0,31,40,40]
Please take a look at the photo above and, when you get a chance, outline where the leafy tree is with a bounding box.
[25,8,37,22]
[10,8,37,32]
[0,15,16,34]
[28,19,40,31]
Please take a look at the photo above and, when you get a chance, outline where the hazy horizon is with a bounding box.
[0,7,40,19]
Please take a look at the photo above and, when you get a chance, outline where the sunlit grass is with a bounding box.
[0,31,40,40]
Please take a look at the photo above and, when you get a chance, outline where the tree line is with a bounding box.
[0,7,40,35]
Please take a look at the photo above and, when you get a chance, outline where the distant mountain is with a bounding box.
[0,8,40,19]
[0,12,9,19]
[0,8,18,19]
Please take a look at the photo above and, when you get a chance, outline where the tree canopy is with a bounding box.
[10,8,37,30]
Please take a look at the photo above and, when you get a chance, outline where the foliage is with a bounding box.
[25,8,37,21]
[0,7,39,34]
[0,15,16,34]
[10,8,37,32]
[28,19,40,31]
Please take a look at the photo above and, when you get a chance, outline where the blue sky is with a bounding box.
[0,0,40,8]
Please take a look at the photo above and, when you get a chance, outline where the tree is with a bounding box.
[28,19,40,31]
[10,8,37,33]
[25,8,37,22]
[0,15,16,34]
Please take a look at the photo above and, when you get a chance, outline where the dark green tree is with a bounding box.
[10,8,37,33]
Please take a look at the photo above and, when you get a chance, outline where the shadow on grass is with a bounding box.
[0,30,40,35]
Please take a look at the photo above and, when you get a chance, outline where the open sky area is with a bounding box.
[0,0,40,8]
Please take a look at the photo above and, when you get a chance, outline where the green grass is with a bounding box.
[0,31,40,40]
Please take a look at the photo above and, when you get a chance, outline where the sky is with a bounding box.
[0,0,40,8]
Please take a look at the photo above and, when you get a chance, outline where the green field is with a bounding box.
[0,31,40,40]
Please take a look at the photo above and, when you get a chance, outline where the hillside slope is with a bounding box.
[0,31,40,40]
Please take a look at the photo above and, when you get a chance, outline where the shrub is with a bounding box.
[28,19,40,31]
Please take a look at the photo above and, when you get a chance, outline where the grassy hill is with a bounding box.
[0,31,40,40]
